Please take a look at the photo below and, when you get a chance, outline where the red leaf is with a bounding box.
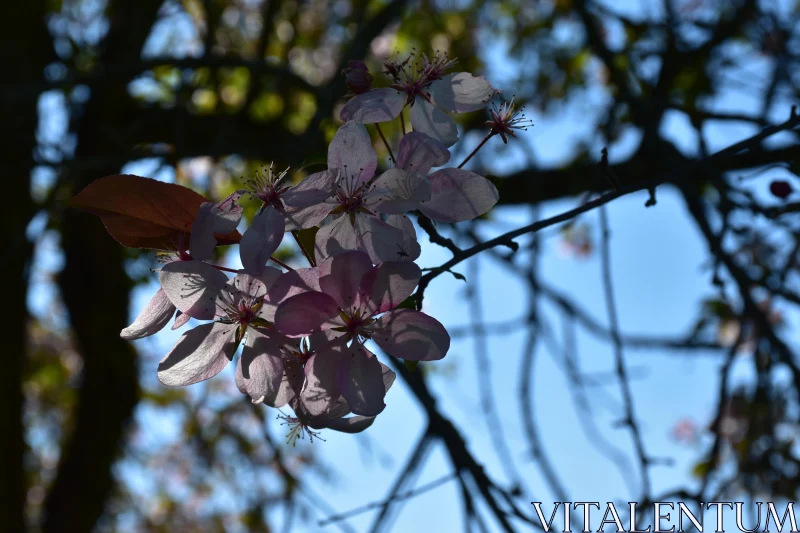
[69,174,241,250]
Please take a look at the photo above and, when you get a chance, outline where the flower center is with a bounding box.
[245,163,291,209]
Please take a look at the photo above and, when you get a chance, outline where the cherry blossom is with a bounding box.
[340,52,496,147]
[156,207,287,387]
[374,131,500,223]
[274,251,450,362]
[277,358,397,444]
[121,191,244,339]
[281,122,406,263]
[486,96,533,144]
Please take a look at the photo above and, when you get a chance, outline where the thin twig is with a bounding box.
[458,132,495,168]
[599,205,652,500]
[375,123,396,165]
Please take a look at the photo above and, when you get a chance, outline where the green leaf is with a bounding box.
[293,227,318,266]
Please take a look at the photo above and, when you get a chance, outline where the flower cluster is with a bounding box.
[119,51,527,442]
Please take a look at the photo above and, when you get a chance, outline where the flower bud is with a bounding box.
[770,179,793,199]
[345,60,373,95]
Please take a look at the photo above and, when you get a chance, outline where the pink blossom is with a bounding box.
[374,131,499,223]
[281,122,406,263]
[121,191,245,339]
[340,52,496,147]
[274,251,450,362]
[277,358,397,444]
[156,207,288,387]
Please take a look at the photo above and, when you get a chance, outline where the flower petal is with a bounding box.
[337,344,386,416]
[189,202,219,261]
[322,415,376,433]
[314,214,356,262]
[211,190,245,234]
[157,322,237,386]
[240,207,285,275]
[258,266,282,292]
[314,213,406,264]
[396,131,450,174]
[385,214,421,262]
[429,72,496,113]
[282,170,338,208]
[235,329,284,405]
[267,267,321,305]
[172,310,191,330]
[318,250,373,311]
[159,260,229,320]
[419,168,499,223]
[355,215,407,264]
[121,288,175,340]
[372,168,431,215]
[373,309,450,361]
[339,88,405,124]
[189,192,245,260]
[228,272,267,299]
[410,97,458,147]
[360,261,421,315]
[379,362,397,392]
[302,349,348,416]
[274,291,340,337]
[283,202,334,231]
[328,122,377,186]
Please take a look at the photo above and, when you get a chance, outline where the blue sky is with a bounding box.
[25,0,800,530]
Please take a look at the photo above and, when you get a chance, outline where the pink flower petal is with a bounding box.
[188,192,244,260]
[328,122,377,186]
[429,72,496,113]
[337,344,387,416]
[340,88,405,124]
[228,271,267,299]
[189,202,219,261]
[157,322,237,386]
[211,190,246,233]
[385,214,421,261]
[240,207,285,275]
[410,97,458,147]
[318,250,373,311]
[275,291,340,337]
[360,261,420,315]
[235,329,284,404]
[372,168,431,215]
[172,310,191,330]
[419,168,499,223]
[121,288,175,340]
[373,309,450,361]
[268,267,321,304]
[302,349,348,416]
[354,215,406,264]
[282,170,338,208]
[159,260,229,320]
[283,202,334,231]
[322,415,376,433]
[397,131,450,174]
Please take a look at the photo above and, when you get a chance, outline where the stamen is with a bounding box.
[277,412,326,446]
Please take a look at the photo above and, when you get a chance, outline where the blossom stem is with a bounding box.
[400,111,407,135]
[210,264,239,273]
[375,123,396,165]
[269,256,295,271]
[457,132,495,169]
[291,230,316,267]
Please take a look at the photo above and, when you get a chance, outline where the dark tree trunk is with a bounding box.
[43,1,163,531]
